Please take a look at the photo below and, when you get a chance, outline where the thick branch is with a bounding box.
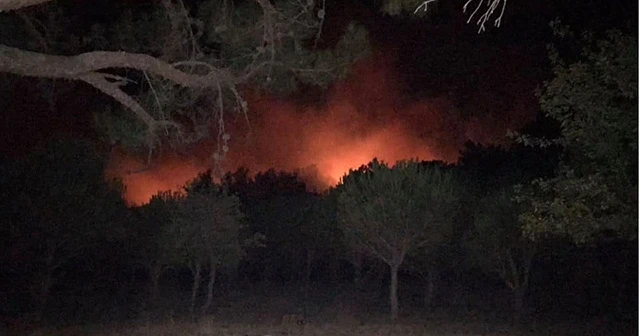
[79,73,157,128]
[0,44,238,133]
[0,45,233,87]
[0,0,54,13]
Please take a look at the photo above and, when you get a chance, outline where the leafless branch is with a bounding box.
[0,45,233,87]
[463,0,507,33]
[414,0,507,33]
[314,0,326,49]
[0,0,55,13]
[255,0,278,81]
[160,0,202,61]
[143,71,169,136]
[17,11,49,51]
[413,0,437,14]
[0,45,237,134]
[79,72,157,129]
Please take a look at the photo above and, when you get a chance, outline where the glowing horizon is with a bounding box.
[106,54,533,206]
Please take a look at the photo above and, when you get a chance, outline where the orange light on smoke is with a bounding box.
[106,151,203,206]
[107,54,534,206]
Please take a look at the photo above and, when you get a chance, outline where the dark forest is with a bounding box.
[0,0,637,335]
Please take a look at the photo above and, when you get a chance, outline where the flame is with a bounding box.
[107,54,534,205]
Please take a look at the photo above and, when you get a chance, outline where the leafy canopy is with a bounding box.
[466,189,536,287]
[171,171,246,267]
[517,26,638,243]
[336,159,460,265]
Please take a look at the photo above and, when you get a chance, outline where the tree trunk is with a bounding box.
[305,249,313,285]
[303,249,314,319]
[424,268,436,311]
[354,265,362,288]
[200,264,217,315]
[189,262,202,316]
[33,267,54,321]
[348,251,363,289]
[507,247,534,319]
[149,264,163,301]
[261,265,271,285]
[328,258,339,283]
[389,263,400,320]
[513,286,526,316]
[130,265,136,286]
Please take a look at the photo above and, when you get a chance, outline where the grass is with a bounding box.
[22,313,636,336]
[9,284,637,336]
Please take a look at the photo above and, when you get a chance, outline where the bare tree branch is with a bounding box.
[463,0,507,33]
[78,73,157,129]
[413,0,507,33]
[0,0,55,13]
[0,45,233,87]
[0,44,237,133]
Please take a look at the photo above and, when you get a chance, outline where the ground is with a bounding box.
[22,315,635,336]
[11,283,636,336]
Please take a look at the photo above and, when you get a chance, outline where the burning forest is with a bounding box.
[0,0,636,335]
[108,54,535,205]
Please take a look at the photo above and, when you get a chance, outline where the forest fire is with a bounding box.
[108,55,533,206]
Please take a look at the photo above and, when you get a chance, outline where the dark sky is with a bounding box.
[0,0,636,200]
[1,0,635,147]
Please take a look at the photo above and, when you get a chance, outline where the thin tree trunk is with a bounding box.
[305,249,313,285]
[354,265,362,288]
[130,265,136,286]
[513,286,525,315]
[424,268,436,311]
[34,267,54,321]
[261,265,271,285]
[149,264,163,301]
[348,251,363,288]
[150,274,159,298]
[389,263,400,320]
[189,262,202,316]
[201,263,217,315]
[327,258,338,283]
[303,249,313,320]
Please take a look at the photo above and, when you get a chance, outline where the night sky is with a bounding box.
[0,1,637,333]
[0,0,636,202]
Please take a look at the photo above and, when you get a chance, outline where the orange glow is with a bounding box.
[107,54,534,205]
[106,150,203,206]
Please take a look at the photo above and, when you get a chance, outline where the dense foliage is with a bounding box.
[0,0,372,158]
[465,189,536,315]
[0,0,635,332]
[517,27,638,243]
[334,159,460,318]
[0,140,129,319]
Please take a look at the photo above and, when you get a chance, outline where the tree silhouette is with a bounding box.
[465,189,537,316]
[223,168,322,284]
[0,0,370,158]
[335,159,459,319]
[172,171,245,316]
[135,190,183,300]
[0,139,127,320]
[517,26,637,243]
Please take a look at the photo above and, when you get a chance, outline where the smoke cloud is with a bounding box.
[107,53,534,205]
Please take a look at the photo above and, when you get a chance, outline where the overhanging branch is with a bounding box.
[0,45,233,87]
[0,0,55,13]
[0,44,236,132]
[79,73,157,129]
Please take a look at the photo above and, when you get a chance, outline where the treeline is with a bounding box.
[0,137,635,326]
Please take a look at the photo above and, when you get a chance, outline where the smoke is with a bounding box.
[107,53,534,205]
[106,148,205,205]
